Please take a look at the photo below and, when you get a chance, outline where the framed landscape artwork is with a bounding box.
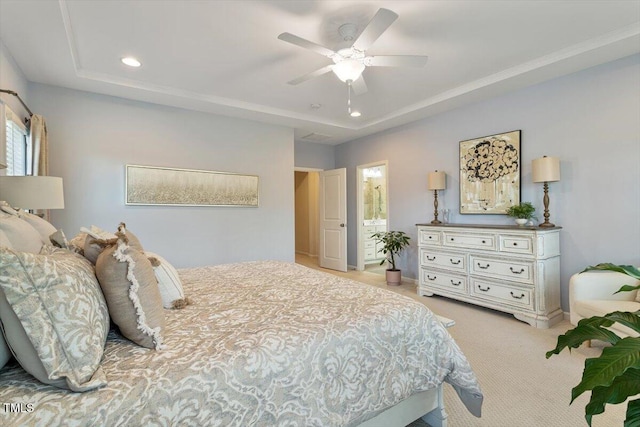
[459,130,521,214]
[126,165,259,207]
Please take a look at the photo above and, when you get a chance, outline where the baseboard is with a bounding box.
[295,251,318,258]
[402,275,418,285]
[563,311,570,321]
[347,264,357,271]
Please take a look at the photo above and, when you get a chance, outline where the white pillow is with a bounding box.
[0,213,43,253]
[145,251,187,309]
[0,229,12,249]
[18,211,57,245]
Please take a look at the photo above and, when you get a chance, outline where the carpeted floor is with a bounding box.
[296,254,627,427]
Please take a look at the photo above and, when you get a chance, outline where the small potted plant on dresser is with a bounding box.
[371,230,411,286]
[505,202,536,225]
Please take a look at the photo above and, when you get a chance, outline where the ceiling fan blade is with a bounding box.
[287,64,335,85]
[366,55,428,67]
[278,32,336,58]
[352,8,398,52]
[351,76,368,95]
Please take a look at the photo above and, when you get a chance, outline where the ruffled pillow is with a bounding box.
[95,228,165,349]
[146,252,191,309]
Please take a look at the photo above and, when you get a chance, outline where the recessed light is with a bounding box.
[310,103,322,109]
[350,111,361,117]
[121,57,141,67]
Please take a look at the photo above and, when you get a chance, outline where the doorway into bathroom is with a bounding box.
[356,161,389,272]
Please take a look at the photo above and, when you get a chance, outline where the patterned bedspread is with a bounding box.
[0,261,482,426]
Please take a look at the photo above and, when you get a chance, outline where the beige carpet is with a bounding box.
[296,255,627,427]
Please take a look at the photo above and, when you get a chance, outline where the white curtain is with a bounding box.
[29,114,48,176]
[29,114,49,218]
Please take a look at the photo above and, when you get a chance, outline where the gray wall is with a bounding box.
[31,84,295,268]
[0,39,30,120]
[295,141,335,170]
[335,54,640,312]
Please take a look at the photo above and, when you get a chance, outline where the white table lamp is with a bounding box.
[0,176,65,210]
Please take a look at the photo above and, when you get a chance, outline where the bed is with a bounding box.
[0,211,482,426]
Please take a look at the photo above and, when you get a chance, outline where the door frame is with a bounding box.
[356,160,389,271]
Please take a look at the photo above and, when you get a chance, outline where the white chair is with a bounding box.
[569,270,640,338]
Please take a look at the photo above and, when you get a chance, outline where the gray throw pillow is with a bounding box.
[95,232,165,349]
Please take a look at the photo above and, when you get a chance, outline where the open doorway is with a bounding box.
[294,170,320,267]
[356,161,389,272]
[294,167,348,272]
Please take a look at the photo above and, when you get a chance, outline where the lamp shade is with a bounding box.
[0,176,65,209]
[428,171,446,190]
[332,59,365,82]
[532,156,560,183]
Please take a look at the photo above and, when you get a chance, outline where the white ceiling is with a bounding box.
[1,0,639,145]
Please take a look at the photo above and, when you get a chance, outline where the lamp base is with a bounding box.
[539,222,555,228]
[431,219,442,225]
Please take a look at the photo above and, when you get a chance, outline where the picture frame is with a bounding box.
[125,164,259,207]
[459,130,521,214]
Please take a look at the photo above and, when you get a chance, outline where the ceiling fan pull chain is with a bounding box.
[347,81,352,115]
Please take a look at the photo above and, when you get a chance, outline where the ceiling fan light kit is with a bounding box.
[332,59,366,82]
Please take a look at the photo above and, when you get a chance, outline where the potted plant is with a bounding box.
[546,263,640,426]
[505,202,536,225]
[371,230,411,286]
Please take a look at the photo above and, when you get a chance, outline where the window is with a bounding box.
[3,105,30,176]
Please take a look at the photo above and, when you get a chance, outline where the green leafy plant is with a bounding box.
[546,263,640,426]
[371,230,411,271]
[505,202,536,219]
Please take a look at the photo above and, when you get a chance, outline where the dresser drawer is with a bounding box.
[364,248,376,259]
[364,240,375,249]
[470,256,534,284]
[470,278,534,310]
[443,232,496,251]
[499,235,534,255]
[419,248,466,272]
[364,226,376,238]
[419,229,441,245]
[420,268,467,295]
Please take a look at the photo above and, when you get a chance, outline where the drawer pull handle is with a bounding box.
[450,280,462,286]
[513,242,518,246]
[510,267,525,274]
[449,259,461,265]
[427,275,437,281]
[477,285,491,292]
[482,240,486,244]
[428,236,433,239]
[477,263,490,269]
[426,256,436,261]
[510,291,526,300]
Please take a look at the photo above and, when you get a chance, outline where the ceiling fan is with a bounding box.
[278,8,428,96]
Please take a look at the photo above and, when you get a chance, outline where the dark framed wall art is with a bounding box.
[459,130,521,214]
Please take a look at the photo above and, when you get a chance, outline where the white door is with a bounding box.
[319,168,347,272]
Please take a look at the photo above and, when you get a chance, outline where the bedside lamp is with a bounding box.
[427,170,446,224]
[532,156,560,228]
[0,176,65,211]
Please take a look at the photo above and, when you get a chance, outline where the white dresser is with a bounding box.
[416,223,562,328]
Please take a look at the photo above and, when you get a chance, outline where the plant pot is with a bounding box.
[515,218,528,226]
[386,269,402,286]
